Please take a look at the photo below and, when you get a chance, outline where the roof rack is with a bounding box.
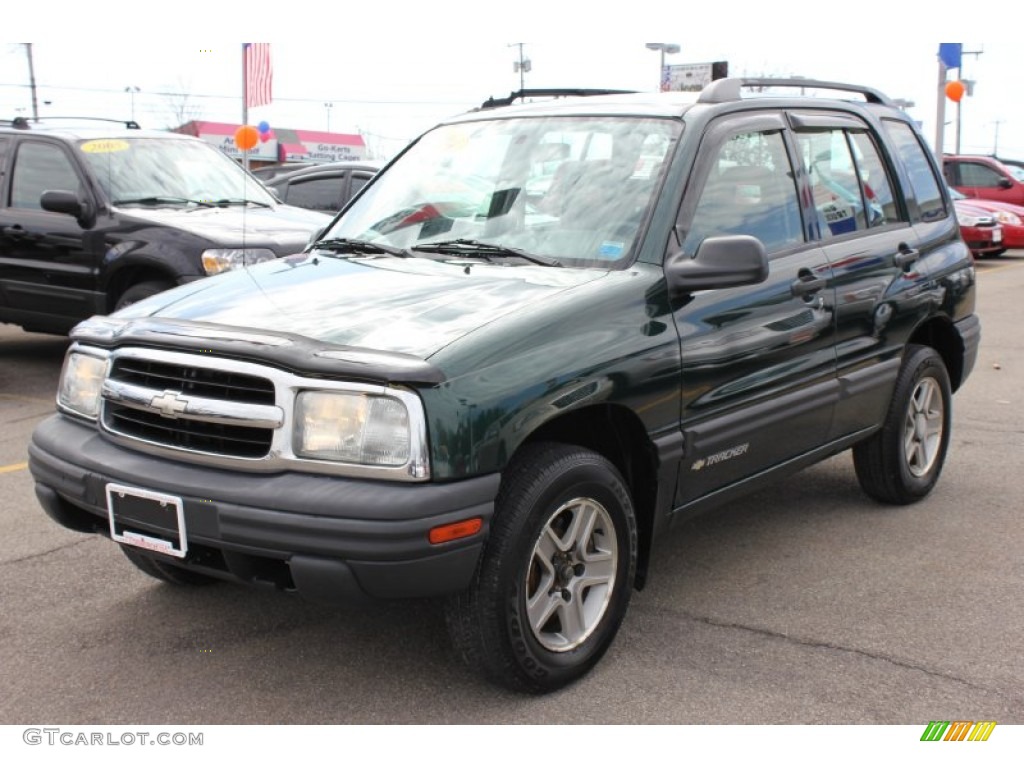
[3,116,142,130]
[698,78,894,107]
[478,88,639,110]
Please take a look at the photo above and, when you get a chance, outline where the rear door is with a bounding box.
[789,114,921,439]
[671,112,838,506]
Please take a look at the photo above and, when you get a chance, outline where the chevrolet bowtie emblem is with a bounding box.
[150,390,189,419]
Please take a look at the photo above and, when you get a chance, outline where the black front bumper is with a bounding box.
[29,415,499,603]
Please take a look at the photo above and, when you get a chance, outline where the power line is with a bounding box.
[0,81,473,107]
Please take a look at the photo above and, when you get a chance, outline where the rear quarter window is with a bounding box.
[882,120,947,223]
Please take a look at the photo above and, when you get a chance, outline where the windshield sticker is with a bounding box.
[597,242,625,258]
[80,139,130,154]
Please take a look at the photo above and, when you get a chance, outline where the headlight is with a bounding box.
[294,391,412,467]
[956,213,989,227]
[201,248,276,275]
[993,210,1022,226]
[57,350,108,419]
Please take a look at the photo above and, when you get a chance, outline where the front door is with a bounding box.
[0,139,100,329]
[671,114,838,507]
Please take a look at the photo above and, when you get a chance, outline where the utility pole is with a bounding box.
[955,48,983,155]
[509,43,531,91]
[25,43,39,123]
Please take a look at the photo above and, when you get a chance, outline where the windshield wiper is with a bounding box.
[314,237,414,259]
[112,196,216,207]
[413,239,562,267]
[212,198,272,208]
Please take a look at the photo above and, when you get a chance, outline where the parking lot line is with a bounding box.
[0,462,28,474]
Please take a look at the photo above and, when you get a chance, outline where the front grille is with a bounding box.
[102,356,276,458]
[111,358,276,404]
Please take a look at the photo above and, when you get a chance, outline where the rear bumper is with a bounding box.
[28,415,499,603]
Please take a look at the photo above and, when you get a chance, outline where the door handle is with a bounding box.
[2,225,28,239]
[894,243,920,268]
[791,275,826,297]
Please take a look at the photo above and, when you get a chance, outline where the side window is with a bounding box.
[284,176,343,212]
[882,120,947,223]
[796,129,901,238]
[10,141,82,210]
[682,129,803,256]
[847,132,901,228]
[958,162,1004,188]
[349,173,373,199]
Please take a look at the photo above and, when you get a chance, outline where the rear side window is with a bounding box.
[882,120,947,223]
[796,128,901,238]
[284,176,344,212]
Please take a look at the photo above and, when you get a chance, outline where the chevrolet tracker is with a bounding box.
[29,79,980,693]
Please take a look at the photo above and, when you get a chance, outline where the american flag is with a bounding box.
[244,43,272,108]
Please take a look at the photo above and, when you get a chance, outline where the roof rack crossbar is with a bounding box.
[698,78,894,107]
[479,88,638,110]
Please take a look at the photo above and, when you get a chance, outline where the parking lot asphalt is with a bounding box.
[1,254,1022,725]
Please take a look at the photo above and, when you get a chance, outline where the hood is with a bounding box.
[114,252,604,359]
[953,201,997,220]
[954,198,1024,219]
[117,203,332,251]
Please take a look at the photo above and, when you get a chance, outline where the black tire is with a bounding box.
[445,443,637,693]
[119,545,219,587]
[853,344,952,504]
[114,280,174,311]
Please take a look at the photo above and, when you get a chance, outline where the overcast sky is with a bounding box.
[5,2,1020,160]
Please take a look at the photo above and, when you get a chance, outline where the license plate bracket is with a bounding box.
[106,483,187,559]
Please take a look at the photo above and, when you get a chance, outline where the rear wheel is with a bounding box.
[119,545,219,587]
[853,344,952,504]
[445,443,637,693]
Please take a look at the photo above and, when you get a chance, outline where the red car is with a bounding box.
[949,187,1024,249]
[951,194,1005,258]
[944,154,1024,206]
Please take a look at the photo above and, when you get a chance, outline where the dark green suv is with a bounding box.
[28,80,980,693]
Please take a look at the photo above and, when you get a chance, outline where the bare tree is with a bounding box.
[159,77,204,131]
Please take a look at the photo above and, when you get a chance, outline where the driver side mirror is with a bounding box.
[665,235,769,298]
[40,190,96,229]
[998,177,1014,190]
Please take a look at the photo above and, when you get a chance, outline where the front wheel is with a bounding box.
[445,443,637,693]
[853,344,952,504]
[114,280,174,311]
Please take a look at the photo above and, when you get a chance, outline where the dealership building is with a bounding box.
[175,121,367,168]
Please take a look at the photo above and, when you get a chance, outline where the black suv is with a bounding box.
[28,80,980,693]
[0,118,331,334]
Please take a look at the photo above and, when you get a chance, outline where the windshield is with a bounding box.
[78,136,276,207]
[322,115,680,268]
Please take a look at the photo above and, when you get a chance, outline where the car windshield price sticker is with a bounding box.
[106,483,187,558]
[80,139,131,153]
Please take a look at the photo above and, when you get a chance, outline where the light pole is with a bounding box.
[645,43,680,91]
[509,43,531,91]
[125,86,140,122]
[324,102,334,133]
